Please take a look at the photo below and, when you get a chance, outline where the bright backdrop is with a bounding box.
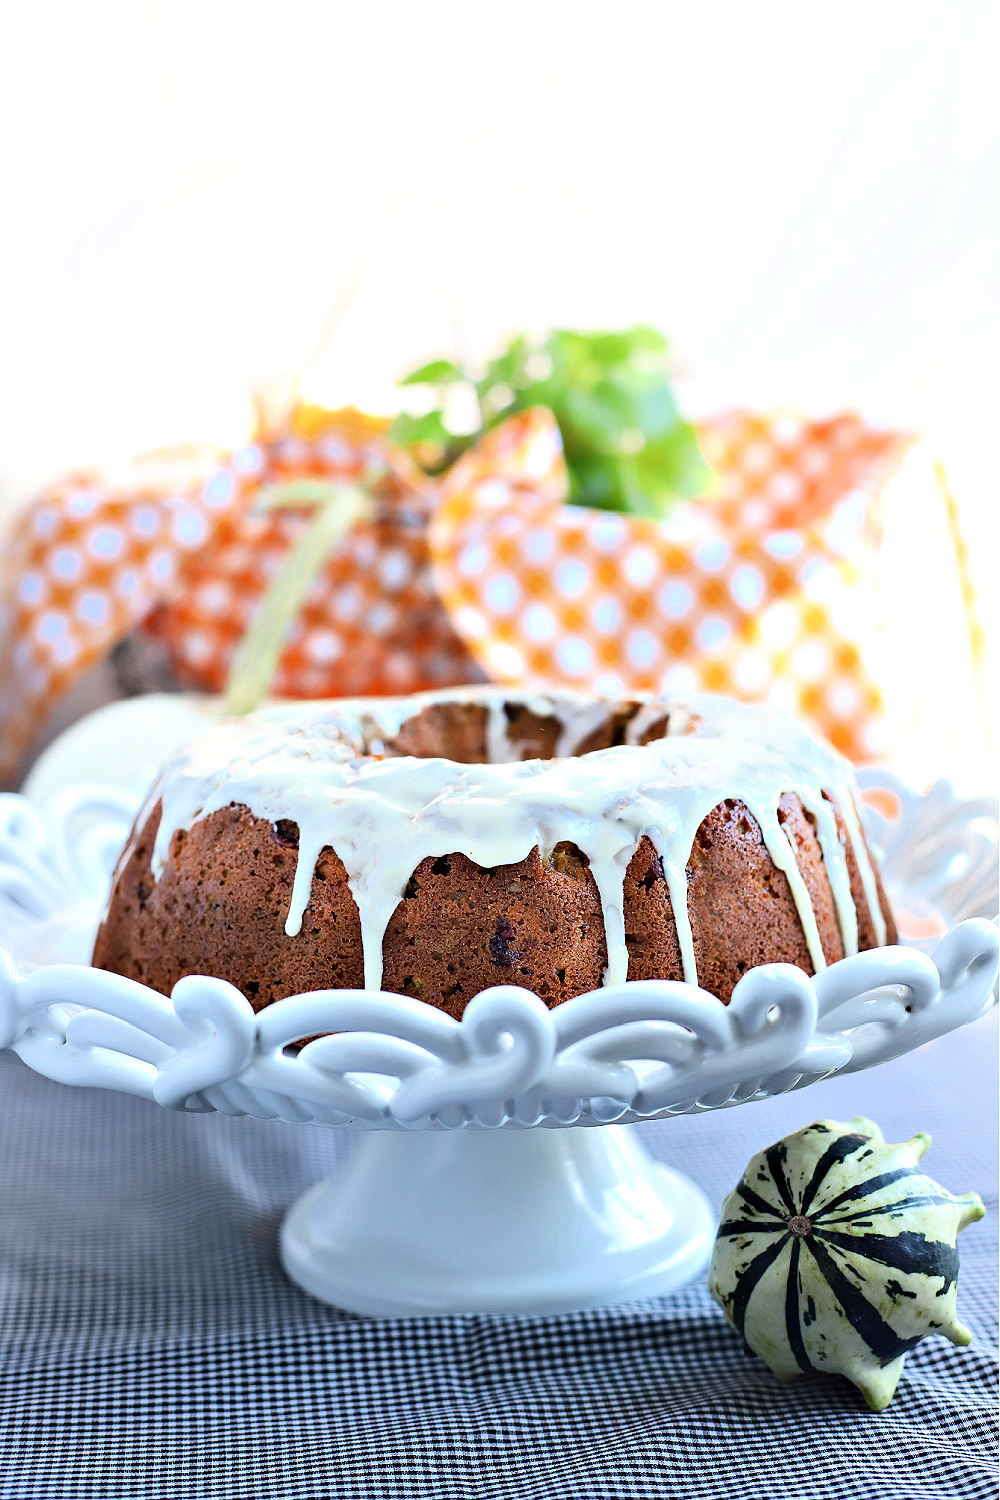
[0,0,996,777]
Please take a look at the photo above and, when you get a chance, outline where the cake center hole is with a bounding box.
[378,699,672,765]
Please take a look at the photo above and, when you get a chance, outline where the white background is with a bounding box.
[0,0,996,770]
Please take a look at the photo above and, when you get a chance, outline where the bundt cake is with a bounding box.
[93,688,896,1018]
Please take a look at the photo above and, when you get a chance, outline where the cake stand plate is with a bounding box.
[281,1125,715,1317]
[0,774,996,1318]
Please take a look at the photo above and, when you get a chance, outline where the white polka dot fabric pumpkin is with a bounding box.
[708,1117,985,1411]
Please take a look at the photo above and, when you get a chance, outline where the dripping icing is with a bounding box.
[146,687,886,995]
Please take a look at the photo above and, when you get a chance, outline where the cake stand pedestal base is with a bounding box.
[280,1123,716,1317]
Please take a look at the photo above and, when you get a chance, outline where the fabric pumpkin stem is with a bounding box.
[225,481,373,715]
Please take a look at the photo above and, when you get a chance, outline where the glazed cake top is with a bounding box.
[132,687,885,995]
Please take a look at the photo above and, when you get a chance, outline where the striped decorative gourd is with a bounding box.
[708,1117,985,1411]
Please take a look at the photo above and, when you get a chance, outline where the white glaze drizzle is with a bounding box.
[484,693,514,765]
[759,811,827,971]
[838,788,888,946]
[798,788,860,958]
[641,824,698,985]
[146,688,887,994]
[625,700,671,745]
[553,699,622,759]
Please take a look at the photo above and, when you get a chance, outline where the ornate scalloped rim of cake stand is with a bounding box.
[856,768,1000,931]
[0,779,996,1131]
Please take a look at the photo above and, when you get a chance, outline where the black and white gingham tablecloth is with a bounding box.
[0,1009,996,1500]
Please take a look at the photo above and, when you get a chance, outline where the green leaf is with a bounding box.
[388,410,453,448]
[479,336,531,394]
[635,421,714,502]
[388,409,471,474]
[557,386,629,456]
[395,324,712,514]
[579,329,665,368]
[620,324,670,354]
[398,359,465,387]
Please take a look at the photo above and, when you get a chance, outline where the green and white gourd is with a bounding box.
[708,1117,985,1411]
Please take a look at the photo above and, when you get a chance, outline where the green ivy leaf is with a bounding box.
[388,410,455,447]
[395,325,712,517]
[398,359,465,387]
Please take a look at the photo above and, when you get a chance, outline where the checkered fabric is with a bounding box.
[430,409,910,762]
[0,403,911,783]
[0,410,480,782]
[0,443,228,781]
[0,1011,995,1499]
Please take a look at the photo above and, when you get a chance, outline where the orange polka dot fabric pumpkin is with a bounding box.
[144,407,482,703]
[0,410,482,782]
[430,407,910,761]
[0,442,230,782]
[0,400,909,784]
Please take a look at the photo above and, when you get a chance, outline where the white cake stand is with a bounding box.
[0,773,996,1318]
